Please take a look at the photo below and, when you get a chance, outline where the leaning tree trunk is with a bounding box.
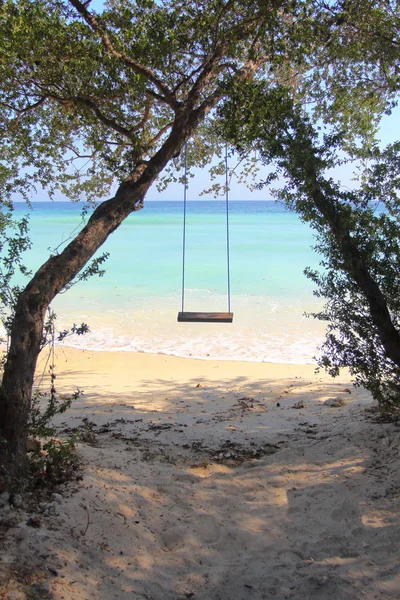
[309,185,400,368]
[0,113,201,484]
[0,184,149,483]
[282,133,400,367]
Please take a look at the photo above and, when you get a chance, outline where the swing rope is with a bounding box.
[178,143,233,323]
[181,144,188,313]
[225,144,232,314]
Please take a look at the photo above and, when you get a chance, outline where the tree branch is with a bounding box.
[144,121,174,150]
[46,93,134,139]
[132,94,152,132]
[68,0,178,109]
[3,96,48,129]
[74,96,134,139]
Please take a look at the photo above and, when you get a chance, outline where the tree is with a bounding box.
[0,0,307,485]
[218,77,400,409]
[215,0,400,409]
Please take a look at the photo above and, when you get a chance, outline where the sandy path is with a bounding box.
[1,349,399,599]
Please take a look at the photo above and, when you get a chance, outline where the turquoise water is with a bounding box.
[11,200,326,363]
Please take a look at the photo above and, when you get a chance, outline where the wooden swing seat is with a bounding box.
[177,311,233,323]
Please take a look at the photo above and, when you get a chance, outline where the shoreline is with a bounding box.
[43,300,327,364]
[38,345,353,397]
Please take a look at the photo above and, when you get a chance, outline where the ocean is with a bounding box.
[10,200,326,363]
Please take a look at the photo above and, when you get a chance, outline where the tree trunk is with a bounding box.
[0,184,147,483]
[0,111,203,485]
[306,183,400,368]
[292,155,400,367]
[279,127,400,369]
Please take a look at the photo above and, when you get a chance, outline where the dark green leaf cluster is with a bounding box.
[26,436,79,489]
[0,206,32,342]
[41,309,90,349]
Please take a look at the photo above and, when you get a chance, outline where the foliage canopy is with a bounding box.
[218,74,400,408]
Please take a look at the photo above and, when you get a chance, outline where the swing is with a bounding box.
[177,145,233,323]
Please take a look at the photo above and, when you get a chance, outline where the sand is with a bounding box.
[1,347,400,599]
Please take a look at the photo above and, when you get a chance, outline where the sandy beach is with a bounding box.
[1,348,400,599]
